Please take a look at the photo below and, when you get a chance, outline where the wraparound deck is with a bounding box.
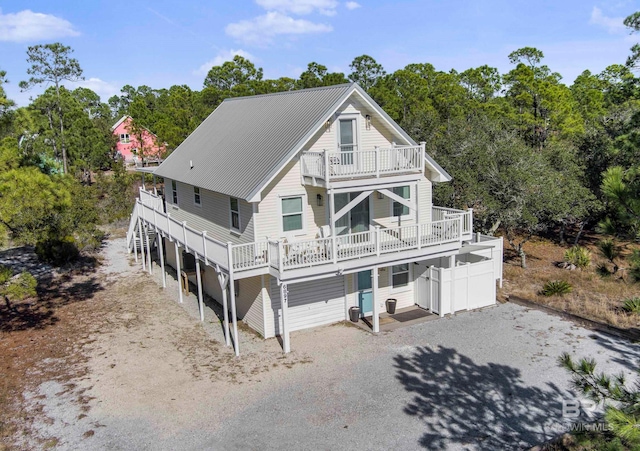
[128,189,473,282]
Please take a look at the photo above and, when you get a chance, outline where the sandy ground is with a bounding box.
[11,237,640,450]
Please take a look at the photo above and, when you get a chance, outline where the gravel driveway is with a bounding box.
[29,239,639,450]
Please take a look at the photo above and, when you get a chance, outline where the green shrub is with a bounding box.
[630,249,640,283]
[2,272,37,301]
[0,265,12,285]
[35,236,79,266]
[623,297,640,314]
[564,245,591,269]
[541,280,572,297]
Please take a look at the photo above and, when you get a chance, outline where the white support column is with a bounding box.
[195,257,204,322]
[158,234,166,288]
[133,219,139,263]
[227,243,239,357]
[145,221,152,275]
[329,190,337,264]
[175,241,183,304]
[280,282,290,353]
[229,276,239,357]
[138,214,145,271]
[372,268,380,333]
[217,270,231,346]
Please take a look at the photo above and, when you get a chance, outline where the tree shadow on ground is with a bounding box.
[394,346,568,449]
[588,332,640,372]
[0,245,103,333]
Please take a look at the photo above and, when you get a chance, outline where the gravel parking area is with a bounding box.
[25,238,640,450]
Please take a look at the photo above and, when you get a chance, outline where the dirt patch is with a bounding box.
[0,238,323,449]
[500,234,640,331]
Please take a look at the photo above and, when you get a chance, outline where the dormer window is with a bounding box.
[120,133,130,144]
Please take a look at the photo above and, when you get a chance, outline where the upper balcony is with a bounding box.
[300,144,424,188]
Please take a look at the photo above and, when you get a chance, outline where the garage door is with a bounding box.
[270,276,346,334]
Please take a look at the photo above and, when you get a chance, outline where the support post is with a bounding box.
[323,149,330,182]
[372,268,380,333]
[133,211,139,263]
[227,243,239,357]
[145,221,152,275]
[195,257,204,322]
[158,234,166,288]
[375,146,380,178]
[375,225,381,256]
[280,282,290,353]
[182,221,188,252]
[175,241,183,303]
[218,270,231,346]
[137,213,145,271]
[329,190,337,264]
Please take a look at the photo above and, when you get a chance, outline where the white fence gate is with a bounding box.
[420,259,496,316]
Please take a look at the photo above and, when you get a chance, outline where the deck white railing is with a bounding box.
[276,217,462,270]
[300,144,424,182]
[130,189,467,276]
[432,206,473,240]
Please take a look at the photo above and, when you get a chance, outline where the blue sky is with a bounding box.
[1,0,639,107]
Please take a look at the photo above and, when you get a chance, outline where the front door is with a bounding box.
[357,270,373,316]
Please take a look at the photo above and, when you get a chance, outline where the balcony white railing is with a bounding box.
[131,189,468,277]
[432,206,473,240]
[300,144,424,183]
[274,217,462,271]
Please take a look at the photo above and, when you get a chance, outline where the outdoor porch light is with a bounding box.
[325,119,331,131]
[317,194,323,206]
[377,191,384,199]
[365,114,371,130]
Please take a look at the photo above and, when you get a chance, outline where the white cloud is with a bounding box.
[226,12,332,46]
[256,0,338,16]
[589,6,626,34]
[65,78,120,101]
[0,8,79,42]
[194,49,256,75]
[345,2,361,10]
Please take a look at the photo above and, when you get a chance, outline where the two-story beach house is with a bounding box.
[126,83,503,356]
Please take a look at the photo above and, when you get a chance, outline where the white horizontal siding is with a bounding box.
[266,275,346,337]
[255,159,326,241]
[236,276,264,337]
[165,179,254,245]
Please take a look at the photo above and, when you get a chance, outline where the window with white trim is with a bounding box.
[171,180,178,204]
[120,133,130,144]
[194,187,201,206]
[230,197,240,231]
[392,185,410,218]
[391,264,409,290]
[281,196,303,232]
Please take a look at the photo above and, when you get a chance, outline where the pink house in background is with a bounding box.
[111,115,165,165]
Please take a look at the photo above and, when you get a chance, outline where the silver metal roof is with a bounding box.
[154,83,451,200]
[154,84,354,200]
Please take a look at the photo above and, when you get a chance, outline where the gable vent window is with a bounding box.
[171,180,178,204]
[230,197,240,232]
[194,187,201,206]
